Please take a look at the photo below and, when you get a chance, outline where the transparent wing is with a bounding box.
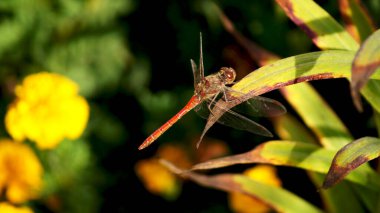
[194,99,273,137]
[190,32,205,88]
[232,95,287,117]
[199,32,204,79]
[191,59,200,88]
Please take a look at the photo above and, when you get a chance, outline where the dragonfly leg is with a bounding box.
[207,92,220,115]
[222,89,231,102]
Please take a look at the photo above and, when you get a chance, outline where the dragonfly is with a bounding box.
[139,34,286,150]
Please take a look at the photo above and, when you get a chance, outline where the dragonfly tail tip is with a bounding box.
[138,143,147,150]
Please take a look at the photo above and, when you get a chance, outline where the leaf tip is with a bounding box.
[350,85,363,112]
[322,155,368,189]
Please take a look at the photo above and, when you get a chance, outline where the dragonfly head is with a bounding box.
[219,67,236,85]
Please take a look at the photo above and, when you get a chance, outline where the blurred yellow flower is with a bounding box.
[229,165,281,213]
[135,144,192,200]
[157,144,192,169]
[195,138,229,162]
[0,139,43,204]
[0,202,33,213]
[5,72,90,149]
[135,159,180,200]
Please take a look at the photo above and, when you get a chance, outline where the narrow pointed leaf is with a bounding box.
[281,83,352,150]
[374,110,380,136]
[308,173,365,213]
[202,51,380,140]
[192,141,334,173]
[276,0,380,114]
[350,184,380,212]
[216,3,280,66]
[274,112,364,213]
[359,80,380,113]
[161,159,323,213]
[323,137,380,188]
[273,114,318,144]
[276,0,359,51]
[190,141,380,190]
[191,141,331,171]
[206,6,378,209]
[351,29,380,111]
[233,51,358,95]
[338,0,375,42]
[278,71,380,209]
[216,2,380,115]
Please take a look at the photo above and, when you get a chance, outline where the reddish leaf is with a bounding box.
[323,137,380,188]
[338,0,376,42]
[160,159,323,213]
[189,141,380,190]
[276,0,359,51]
[217,6,280,66]
[191,141,330,171]
[350,29,380,111]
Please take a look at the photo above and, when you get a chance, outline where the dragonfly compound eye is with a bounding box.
[220,67,236,84]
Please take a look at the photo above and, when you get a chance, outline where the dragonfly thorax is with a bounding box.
[194,67,236,100]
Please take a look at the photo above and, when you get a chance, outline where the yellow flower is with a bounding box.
[157,144,192,169]
[0,139,43,204]
[135,159,180,200]
[5,72,90,149]
[229,165,282,213]
[135,145,193,200]
[0,202,33,213]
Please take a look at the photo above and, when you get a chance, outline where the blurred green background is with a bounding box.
[0,0,379,212]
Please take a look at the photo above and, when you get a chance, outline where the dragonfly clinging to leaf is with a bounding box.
[139,33,286,150]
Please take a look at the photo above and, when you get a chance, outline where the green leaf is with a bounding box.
[274,114,364,213]
[270,60,379,209]
[191,141,330,172]
[350,184,380,213]
[190,141,380,190]
[307,173,365,213]
[161,159,323,213]
[275,0,359,51]
[350,29,380,111]
[273,114,318,144]
[235,175,323,213]
[374,110,380,136]
[275,0,380,115]
[281,83,352,150]
[359,80,380,113]
[231,51,369,95]
[323,137,380,188]
[203,51,380,142]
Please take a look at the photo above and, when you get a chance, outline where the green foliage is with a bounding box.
[0,0,133,97]
[0,0,132,212]
[41,139,101,213]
